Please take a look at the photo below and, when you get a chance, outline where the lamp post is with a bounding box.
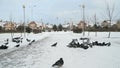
[94,14,97,37]
[23,5,26,37]
[80,4,85,36]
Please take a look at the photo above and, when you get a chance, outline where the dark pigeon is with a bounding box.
[26,38,31,42]
[15,44,20,47]
[51,42,57,47]
[52,58,64,67]
[0,45,8,49]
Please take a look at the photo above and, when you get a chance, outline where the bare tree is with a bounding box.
[104,2,117,38]
[90,13,98,37]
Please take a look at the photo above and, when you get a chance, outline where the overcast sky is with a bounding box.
[0,0,120,24]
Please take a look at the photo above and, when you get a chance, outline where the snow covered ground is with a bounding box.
[0,31,120,68]
[0,32,50,55]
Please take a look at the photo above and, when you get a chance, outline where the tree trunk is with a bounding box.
[108,31,111,38]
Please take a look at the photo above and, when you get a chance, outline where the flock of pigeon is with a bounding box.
[51,37,111,68]
[67,38,111,49]
[0,37,35,49]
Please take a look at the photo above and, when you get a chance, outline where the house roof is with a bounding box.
[29,21,44,27]
[46,24,53,28]
[36,22,43,27]
[63,24,69,28]
[78,20,87,26]
[29,21,36,24]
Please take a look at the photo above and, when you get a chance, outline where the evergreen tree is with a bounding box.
[58,24,63,31]
[16,25,24,32]
[0,26,2,31]
[26,27,32,33]
[53,24,57,31]
[93,24,98,29]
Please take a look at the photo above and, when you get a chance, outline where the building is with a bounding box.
[63,24,69,28]
[116,21,120,29]
[38,23,44,30]
[101,20,110,28]
[28,21,37,30]
[0,22,5,27]
[44,24,53,31]
[77,20,87,29]
[28,21,45,31]
[3,21,16,30]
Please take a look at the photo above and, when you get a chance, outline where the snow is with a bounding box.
[0,32,120,68]
[0,32,50,55]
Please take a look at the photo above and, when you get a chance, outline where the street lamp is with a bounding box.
[80,4,85,36]
[23,5,26,37]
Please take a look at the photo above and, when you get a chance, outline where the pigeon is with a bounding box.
[26,38,31,42]
[51,42,57,47]
[52,58,64,67]
[15,44,20,47]
[0,45,8,49]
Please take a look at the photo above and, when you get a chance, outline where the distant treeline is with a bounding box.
[0,26,41,34]
[73,25,120,33]
[0,24,120,33]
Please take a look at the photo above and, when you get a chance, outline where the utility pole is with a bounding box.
[23,5,26,38]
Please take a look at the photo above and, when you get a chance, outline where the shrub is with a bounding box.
[73,27,82,33]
